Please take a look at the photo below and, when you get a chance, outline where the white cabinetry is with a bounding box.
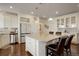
[55,13,79,44]
[70,16,77,28]
[0,34,10,48]
[0,36,2,48]
[0,12,4,28]
[11,15,18,28]
[56,14,77,28]
[65,17,70,27]
[57,19,60,28]
[25,37,36,55]
[25,36,46,56]
[4,13,18,28]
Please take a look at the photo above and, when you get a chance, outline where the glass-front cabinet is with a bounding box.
[55,13,79,44]
[70,16,76,28]
[57,19,60,28]
[60,18,65,28]
[56,15,77,28]
[65,17,70,28]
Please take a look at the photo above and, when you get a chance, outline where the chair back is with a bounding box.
[56,32,62,35]
[57,36,68,55]
[49,31,54,35]
[65,35,74,49]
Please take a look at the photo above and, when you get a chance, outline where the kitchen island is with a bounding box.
[25,33,68,56]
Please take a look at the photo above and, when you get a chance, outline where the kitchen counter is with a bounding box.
[0,29,16,48]
[25,33,68,42]
[0,32,10,35]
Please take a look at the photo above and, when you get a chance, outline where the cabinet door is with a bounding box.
[66,17,70,27]
[25,37,31,51]
[0,13,4,28]
[61,18,64,25]
[0,36,2,48]
[60,18,65,28]
[4,13,11,28]
[25,37,36,55]
[71,16,76,27]
[57,19,60,27]
[4,13,18,28]
[29,38,36,55]
[11,15,18,28]
[71,16,76,24]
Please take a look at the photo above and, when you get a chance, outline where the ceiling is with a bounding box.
[0,3,79,17]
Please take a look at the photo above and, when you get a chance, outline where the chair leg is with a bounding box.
[69,48,72,56]
[66,49,72,56]
[46,46,48,56]
[66,49,69,56]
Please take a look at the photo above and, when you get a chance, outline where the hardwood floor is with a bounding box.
[0,43,32,56]
[0,43,79,56]
[71,44,79,56]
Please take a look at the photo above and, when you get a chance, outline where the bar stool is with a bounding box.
[46,36,68,56]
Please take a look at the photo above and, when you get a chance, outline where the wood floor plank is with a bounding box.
[0,43,32,56]
[0,43,79,56]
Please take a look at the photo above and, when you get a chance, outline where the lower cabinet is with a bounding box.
[25,36,47,56]
[0,34,10,49]
[25,37,36,55]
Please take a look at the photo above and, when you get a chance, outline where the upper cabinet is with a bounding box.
[70,16,76,27]
[60,18,65,28]
[57,19,60,28]
[71,16,76,24]
[65,17,70,27]
[4,12,18,28]
[56,17,65,28]
[0,12,4,28]
[56,13,78,28]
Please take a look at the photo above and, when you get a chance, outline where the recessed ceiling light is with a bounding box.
[31,11,34,14]
[56,11,59,14]
[10,6,13,9]
[48,18,53,21]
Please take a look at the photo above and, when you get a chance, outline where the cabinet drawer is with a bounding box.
[25,36,36,55]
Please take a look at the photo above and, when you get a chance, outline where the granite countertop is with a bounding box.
[0,28,17,35]
[0,31,10,35]
[25,33,68,42]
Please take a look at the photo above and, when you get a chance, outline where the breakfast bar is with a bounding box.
[25,33,68,56]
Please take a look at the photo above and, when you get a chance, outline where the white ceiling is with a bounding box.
[0,3,79,17]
